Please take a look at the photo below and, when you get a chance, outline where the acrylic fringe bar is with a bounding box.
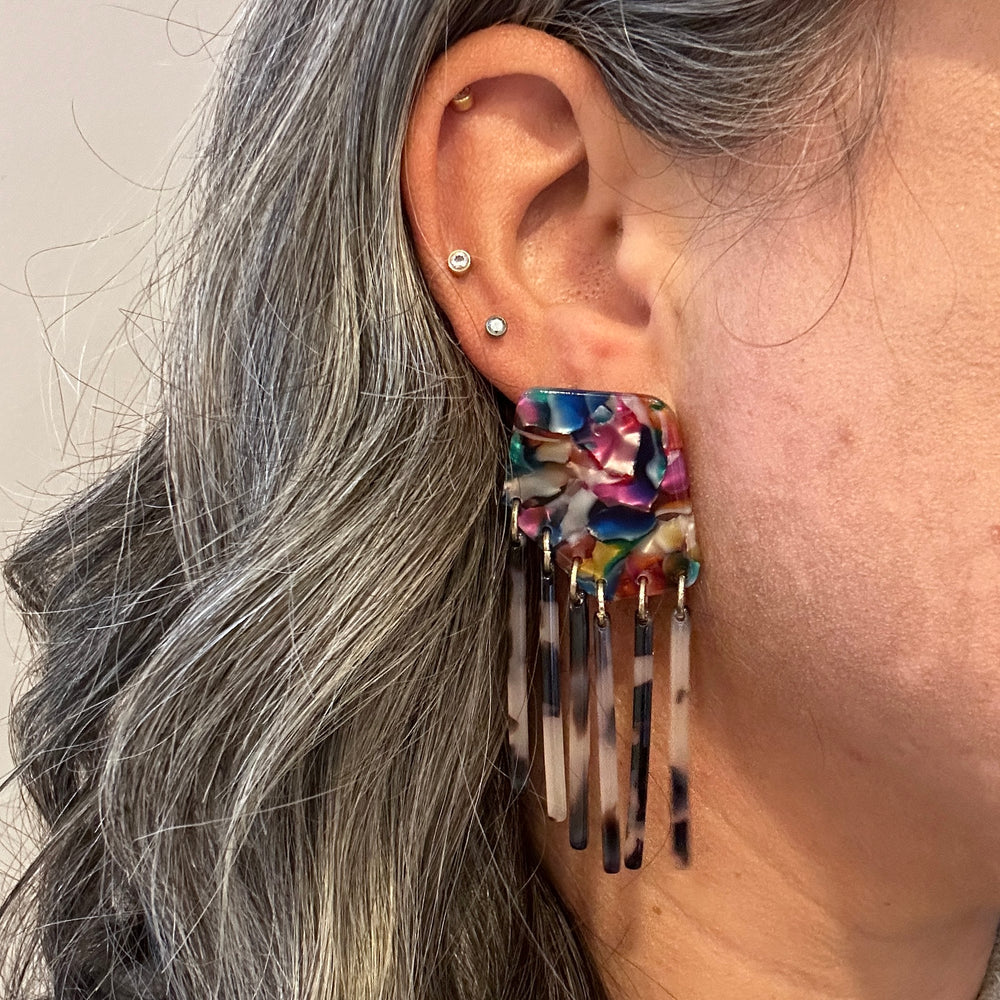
[539,564,567,821]
[594,608,621,873]
[504,535,694,870]
[623,608,654,869]
[669,606,692,867]
[567,594,590,849]
[506,535,530,795]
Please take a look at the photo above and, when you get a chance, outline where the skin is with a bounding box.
[403,3,1000,998]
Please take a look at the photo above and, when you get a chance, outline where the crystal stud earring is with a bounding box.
[485,316,508,338]
[448,249,472,274]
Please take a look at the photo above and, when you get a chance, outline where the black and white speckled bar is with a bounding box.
[669,607,692,867]
[594,605,621,873]
[624,610,654,869]
[506,534,530,796]
[539,554,567,822]
[567,591,590,850]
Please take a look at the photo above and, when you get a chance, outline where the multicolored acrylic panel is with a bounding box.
[504,388,700,600]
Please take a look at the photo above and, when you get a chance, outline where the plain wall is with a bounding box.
[1,0,234,888]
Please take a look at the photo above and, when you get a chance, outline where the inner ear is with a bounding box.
[446,73,580,149]
[516,155,647,327]
[436,72,587,214]
[517,158,590,246]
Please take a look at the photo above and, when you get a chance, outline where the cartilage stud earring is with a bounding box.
[451,87,474,112]
[448,249,471,274]
[485,316,507,338]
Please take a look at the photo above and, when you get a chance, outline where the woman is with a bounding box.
[2,0,999,997]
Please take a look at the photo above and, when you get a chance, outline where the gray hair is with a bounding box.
[1,1,891,997]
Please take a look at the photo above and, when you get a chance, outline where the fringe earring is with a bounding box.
[503,388,700,871]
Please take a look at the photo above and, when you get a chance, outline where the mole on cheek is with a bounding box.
[990,525,1000,546]
[824,421,857,467]
[837,423,856,449]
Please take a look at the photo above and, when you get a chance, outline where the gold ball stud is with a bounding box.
[451,87,474,112]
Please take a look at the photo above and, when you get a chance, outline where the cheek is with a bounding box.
[675,253,1000,838]
[656,10,1000,868]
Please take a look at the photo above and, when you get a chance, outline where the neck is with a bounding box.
[523,591,1000,1000]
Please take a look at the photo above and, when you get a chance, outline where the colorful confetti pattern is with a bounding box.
[504,388,700,600]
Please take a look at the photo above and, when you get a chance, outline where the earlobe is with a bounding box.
[402,24,689,404]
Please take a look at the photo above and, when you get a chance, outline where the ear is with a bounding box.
[402,24,695,405]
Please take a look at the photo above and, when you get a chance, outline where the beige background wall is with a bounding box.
[1,0,234,879]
